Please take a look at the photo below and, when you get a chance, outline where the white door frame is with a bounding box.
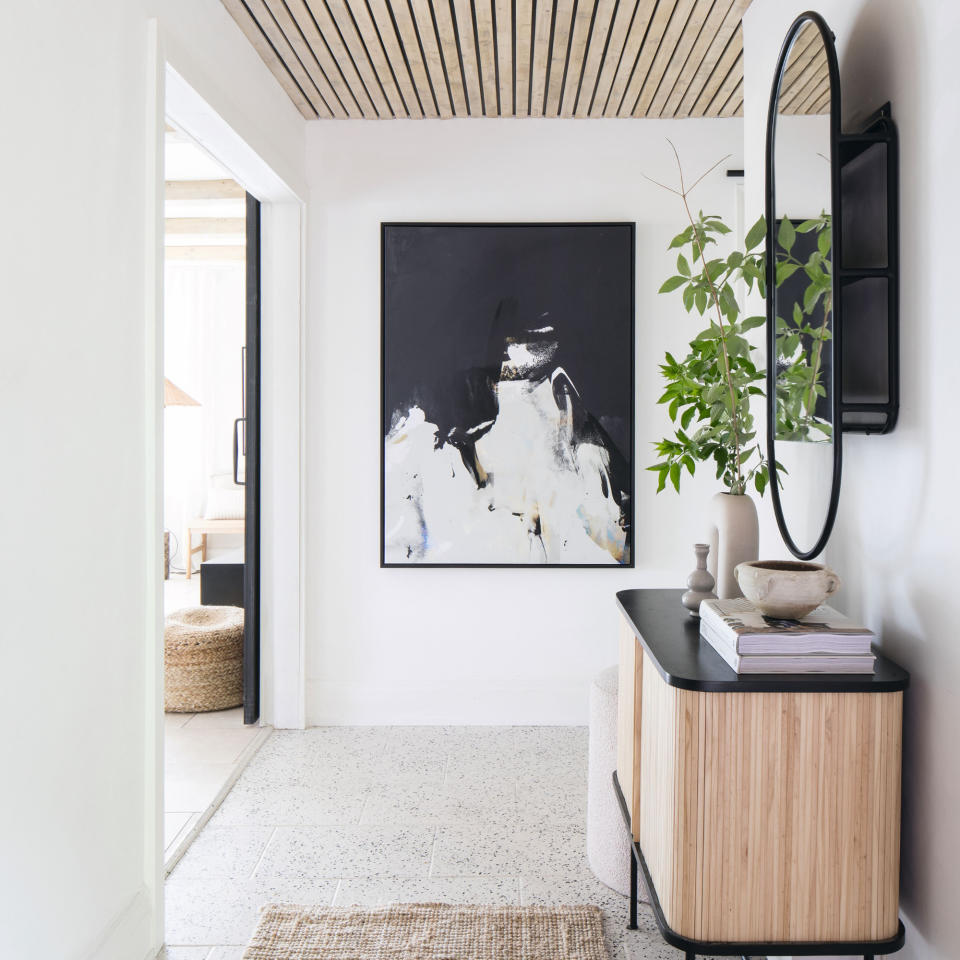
[144,21,307,956]
[160,62,307,728]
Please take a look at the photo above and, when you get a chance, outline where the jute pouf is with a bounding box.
[244,903,607,960]
[587,664,644,900]
[164,605,244,713]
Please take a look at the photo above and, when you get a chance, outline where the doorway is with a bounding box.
[161,123,267,870]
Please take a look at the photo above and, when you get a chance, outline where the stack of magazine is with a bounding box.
[699,597,876,674]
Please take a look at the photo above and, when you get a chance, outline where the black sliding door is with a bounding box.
[243,194,261,724]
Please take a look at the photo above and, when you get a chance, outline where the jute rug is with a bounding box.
[243,903,608,959]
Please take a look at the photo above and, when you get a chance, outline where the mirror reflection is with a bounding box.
[771,18,835,556]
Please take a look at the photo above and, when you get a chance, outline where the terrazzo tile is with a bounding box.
[254,825,436,879]
[441,768,517,803]
[431,823,591,878]
[359,784,515,826]
[269,726,392,760]
[514,779,588,825]
[165,875,339,945]
[334,875,521,906]
[209,781,368,826]
[246,749,446,788]
[168,824,276,880]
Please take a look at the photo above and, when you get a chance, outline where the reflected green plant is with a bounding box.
[772,212,833,443]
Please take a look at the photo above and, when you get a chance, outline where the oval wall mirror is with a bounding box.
[765,12,842,560]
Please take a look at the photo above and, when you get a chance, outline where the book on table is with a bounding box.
[699,597,875,655]
[699,613,876,674]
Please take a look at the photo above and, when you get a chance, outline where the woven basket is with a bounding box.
[164,606,244,713]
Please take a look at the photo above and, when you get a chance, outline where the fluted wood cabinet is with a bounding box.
[615,589,909,957]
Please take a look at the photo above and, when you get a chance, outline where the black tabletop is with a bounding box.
[617,588,910,693]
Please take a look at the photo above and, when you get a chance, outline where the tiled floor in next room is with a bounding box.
[162,726,681,960]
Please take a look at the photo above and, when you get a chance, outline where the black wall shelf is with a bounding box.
[837,103,899,434]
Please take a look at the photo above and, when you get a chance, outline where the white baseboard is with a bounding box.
[306,679,590,725]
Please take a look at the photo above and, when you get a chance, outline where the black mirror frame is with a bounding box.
[765,11,843,561]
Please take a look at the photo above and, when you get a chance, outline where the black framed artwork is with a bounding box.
[381,222,635,568]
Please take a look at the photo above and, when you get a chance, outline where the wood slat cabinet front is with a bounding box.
[617,615,903,945]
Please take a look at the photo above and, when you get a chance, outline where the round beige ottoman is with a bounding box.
[587,664,643,899]
[164,606,244,713]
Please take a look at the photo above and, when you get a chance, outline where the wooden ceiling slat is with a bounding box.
[472,0,500,115]
[631,0,700,118]
[612,0,681,117]
[792,73,830,115]
[515,0,534,114]
[528,0,555,115]
[494,0,515,115]
[220,0,754,119]
[572,0,616,116]
[322,0,405,115]
[407,0,457,115]
[544,0,577,116]
[780,48,829,115]
[703,46,742,116]
[364,0,427,115]
[559,0,598,116]
[385,0,445,114]
[263,0,365,117]
[449,0,485,113]
[808,87,831,115]
[587,0,637,116]
[650,0,733,117]
[220,0,324,117]
[415,0,469,114]
[600,0,659,117]
[299,0,390,116]
[689,20,740,116]
[245,0,346,116]
[779,26,820,93]
[670,0,746,116]
[717,78,742,117]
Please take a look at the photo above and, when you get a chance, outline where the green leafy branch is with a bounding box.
[772,212,833,442]
[645,143,773,497]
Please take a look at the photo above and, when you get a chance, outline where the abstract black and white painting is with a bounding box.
[381,223,634,567]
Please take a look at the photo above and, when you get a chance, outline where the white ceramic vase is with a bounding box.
[708,492,759,599]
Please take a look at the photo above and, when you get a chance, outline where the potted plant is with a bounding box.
[646,146,769,597]
[647,146,832,596]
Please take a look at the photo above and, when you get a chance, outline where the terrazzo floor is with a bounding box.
[162,725,681,959]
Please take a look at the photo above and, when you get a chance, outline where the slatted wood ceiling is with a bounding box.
[778,18,830,115]
[221,0,754,118]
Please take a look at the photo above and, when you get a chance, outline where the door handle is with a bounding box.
[233,417,246,486]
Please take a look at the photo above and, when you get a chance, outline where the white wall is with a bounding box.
[0,3,158,957]
[0,0,307,956]
[305,118,744,724]
[744,2,960,958]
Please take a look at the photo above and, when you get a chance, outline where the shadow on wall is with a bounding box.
[835,0,945,950]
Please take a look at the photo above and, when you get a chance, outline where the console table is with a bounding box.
[615,589,909,959]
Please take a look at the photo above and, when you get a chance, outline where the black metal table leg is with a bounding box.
[628,848,638,930]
